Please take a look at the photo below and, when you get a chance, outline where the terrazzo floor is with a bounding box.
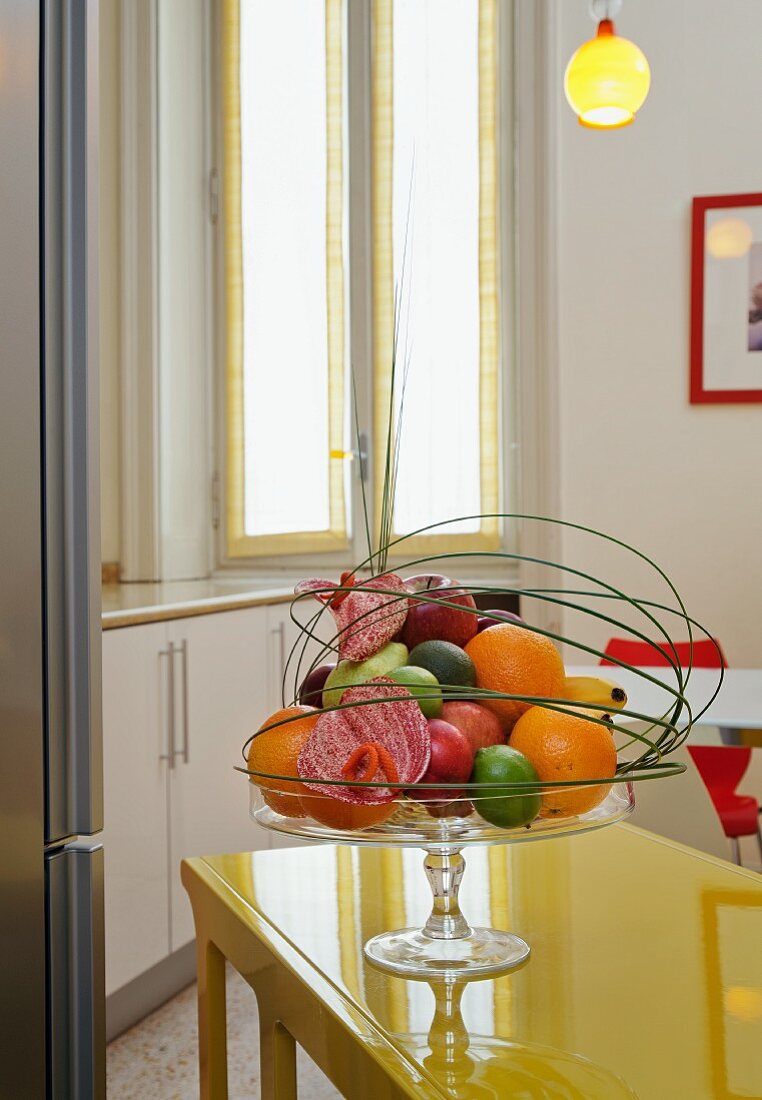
[106,965,341,1099]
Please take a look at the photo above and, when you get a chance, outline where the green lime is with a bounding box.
[387,666,443,719]
[470,745,541,828]
[408,640,476,693]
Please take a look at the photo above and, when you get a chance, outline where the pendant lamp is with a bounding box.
[564,0,650,129]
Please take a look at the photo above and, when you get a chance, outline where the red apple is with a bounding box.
[440,700,505,753]
[409,718,474,807]
[476,609,524,633]
[297,663,336,707]
[402,574,478,649]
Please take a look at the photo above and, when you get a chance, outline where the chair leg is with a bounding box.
[756,822,762,868]
[197,938,229,1100]
[730,836,742,865]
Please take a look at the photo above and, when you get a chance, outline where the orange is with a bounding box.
[301,793,398,831]
[465,623,566,732]
[509,705,617,817]
[247,706,319,818]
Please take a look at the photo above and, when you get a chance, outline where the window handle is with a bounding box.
[330,432,368,479]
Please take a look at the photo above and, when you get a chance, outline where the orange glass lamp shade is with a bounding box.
[564,19,650,129]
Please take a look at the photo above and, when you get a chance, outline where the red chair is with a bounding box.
[600,638,761,866]
[686,746,762,865]
[600,637,725,668]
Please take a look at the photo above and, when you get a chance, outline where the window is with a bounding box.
[221,0,503,563]
[222,0,349,557]
[374,0,500,553]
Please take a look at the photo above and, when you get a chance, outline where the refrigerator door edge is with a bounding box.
[47,841,106,1100]
[44,0,103,842]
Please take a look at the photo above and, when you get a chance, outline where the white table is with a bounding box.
[565,666,762,740]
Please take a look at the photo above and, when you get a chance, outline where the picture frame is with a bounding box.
[690,192,762,404]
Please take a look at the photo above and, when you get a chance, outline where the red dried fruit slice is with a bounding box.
[294,573,408,661]
[297,679,430,805]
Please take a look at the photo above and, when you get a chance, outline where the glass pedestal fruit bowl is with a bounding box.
[248,775,641,977]
[238,515,721,979]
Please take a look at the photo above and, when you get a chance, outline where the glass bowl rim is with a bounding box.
[235,760,685,792]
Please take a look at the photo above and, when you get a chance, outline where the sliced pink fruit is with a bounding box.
[297,679,430,805]
[294,572,408,661]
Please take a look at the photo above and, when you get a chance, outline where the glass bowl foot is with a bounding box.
[364,925,530,977]
[364,847,530,976]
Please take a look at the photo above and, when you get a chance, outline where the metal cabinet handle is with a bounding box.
[179,639,189,764]
[159,643,176,769]
[159,641,190,767]
[271,621,286,690]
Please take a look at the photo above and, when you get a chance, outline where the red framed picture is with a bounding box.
[690,192,762,404]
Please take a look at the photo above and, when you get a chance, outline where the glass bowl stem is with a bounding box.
[422,847,470,940]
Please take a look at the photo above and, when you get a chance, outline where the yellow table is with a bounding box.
[181,825,762,1099]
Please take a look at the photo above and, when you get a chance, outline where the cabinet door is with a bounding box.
[101,623,170,995]
[265,603,326,849]
[266,601,328,712]
[167,607,273,950]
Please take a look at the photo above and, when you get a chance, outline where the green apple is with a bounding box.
[388,666,443,719]
[322,641,408,709]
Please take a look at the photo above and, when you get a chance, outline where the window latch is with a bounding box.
[330,432,368,480]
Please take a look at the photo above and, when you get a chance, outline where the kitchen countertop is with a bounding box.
[101,569,521,630]
[101,578,294,629]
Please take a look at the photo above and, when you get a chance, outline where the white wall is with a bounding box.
[555,0,762,667]
[99,0,121,566]
[156,0,212,580]
[97,0,211,579]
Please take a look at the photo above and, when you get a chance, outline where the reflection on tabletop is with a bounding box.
[389,972,638,1099]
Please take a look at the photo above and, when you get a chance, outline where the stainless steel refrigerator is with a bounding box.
[0,1,104,1096]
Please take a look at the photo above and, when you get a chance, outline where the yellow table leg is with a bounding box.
[182,857,432,1100]
[196,936,229,1100]
[259,1018,297,1100]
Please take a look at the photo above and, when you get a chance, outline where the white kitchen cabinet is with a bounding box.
[264,602,327,849]
[266,600,328,712]
[167,608,272,949]
[103,602,293,997]
[101,622,172,995]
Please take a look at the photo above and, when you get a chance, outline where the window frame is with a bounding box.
[212,0,519,577]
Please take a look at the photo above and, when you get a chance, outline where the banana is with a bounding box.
[563,675,627,709]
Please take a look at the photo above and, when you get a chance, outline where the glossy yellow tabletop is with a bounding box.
[189,826,762,1099]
